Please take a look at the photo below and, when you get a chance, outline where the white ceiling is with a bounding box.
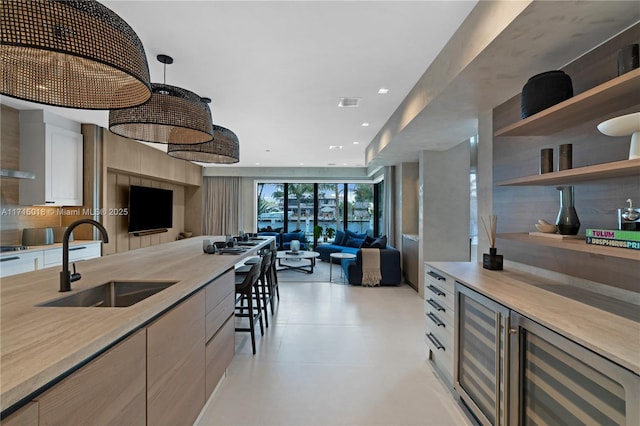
[0,0,478,169]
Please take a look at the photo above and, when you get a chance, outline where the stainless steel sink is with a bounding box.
[38,281,178,308]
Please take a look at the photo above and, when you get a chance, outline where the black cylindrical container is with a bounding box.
[521,71,573,119]
[540,148,554,174]
[618,44,639,76]
[559,144,572,171]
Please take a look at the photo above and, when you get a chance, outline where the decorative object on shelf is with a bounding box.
[167,122,240,163]
[1,0,151,109]
[521,70,573,119]
[556,186,580,235]
[597,112,640,160]
[109,54,214,144]
[618,43,639,76]
[559,143,572,170]
[481,215,503,270]
[534,219,557,233]
[540,148,554,173]
[618,198,640,231]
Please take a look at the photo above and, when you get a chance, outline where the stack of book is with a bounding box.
[585,229,640,250]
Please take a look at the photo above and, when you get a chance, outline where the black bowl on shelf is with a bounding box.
[521,70,573,119]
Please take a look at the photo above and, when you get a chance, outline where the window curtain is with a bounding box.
[383,165,395,247]
[203,176,243,235]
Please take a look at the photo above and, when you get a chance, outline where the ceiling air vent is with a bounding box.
[338,97,360,107]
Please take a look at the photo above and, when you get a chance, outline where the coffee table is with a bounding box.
[276,250,320,274]
[329,252,356,283]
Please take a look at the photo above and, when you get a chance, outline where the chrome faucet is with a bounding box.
[60,219,109,292]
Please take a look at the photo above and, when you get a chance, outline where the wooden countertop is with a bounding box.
[426,261,640,375]
[0,237,273,413]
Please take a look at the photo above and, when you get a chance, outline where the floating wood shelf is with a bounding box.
[494,68,640,137]
[496,159,640,186]
[497,233,640,261]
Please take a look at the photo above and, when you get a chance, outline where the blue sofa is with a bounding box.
[258,231,308,251]
[316,230,401,286]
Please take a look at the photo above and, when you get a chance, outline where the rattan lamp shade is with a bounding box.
[1,0,151,109]
[108,83,214,144]
[168,125,239,163]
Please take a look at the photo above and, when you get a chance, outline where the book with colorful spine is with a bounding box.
[585,229,640,250]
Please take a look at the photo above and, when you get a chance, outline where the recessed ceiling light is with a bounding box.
[329,145,343,150]
[353,141,360,145]
[361,122,369,127]
[299,162,304,166]
[338,97,361,107]
[378,88,389,94]
[255,162,260,165]
[342,163,348,166]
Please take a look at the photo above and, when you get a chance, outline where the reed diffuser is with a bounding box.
[481,215,503,270]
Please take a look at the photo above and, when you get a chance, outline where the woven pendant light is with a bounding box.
[1,0,151,109]
[109,55,214,144]
[168,124,239,164]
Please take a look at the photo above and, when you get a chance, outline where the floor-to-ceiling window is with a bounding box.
[256,181,383,245]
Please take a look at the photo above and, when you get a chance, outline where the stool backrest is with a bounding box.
[238,262,261,291]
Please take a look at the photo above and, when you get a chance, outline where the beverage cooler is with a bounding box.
[454,283,639,426]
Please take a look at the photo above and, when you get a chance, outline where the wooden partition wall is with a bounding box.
[492,24,640,291]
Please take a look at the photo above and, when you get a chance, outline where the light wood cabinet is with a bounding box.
[146,290,205,426]
[424,265,455,387]
[204,269,236,397]
[206,317,235,398]
[19,110,83,206]
[36,330,146,426]
[1,402,38,426]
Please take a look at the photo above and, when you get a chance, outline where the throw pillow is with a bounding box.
[345,237,365,248]
[345,229,367,240]
[334,230,346,246]
[360,235,376,248]
[370,235,387,249]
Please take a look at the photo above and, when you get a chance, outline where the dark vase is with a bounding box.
[556,186,580,235]
[521,70,573,119]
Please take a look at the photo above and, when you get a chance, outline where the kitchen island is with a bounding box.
[0,236,273,420]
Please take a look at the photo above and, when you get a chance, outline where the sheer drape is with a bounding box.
[203,176,243,235]
[383,165,395,247]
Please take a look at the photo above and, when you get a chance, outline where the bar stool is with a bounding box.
[268,247,280,311]
[235,262,263,354]
[236,251,272,328]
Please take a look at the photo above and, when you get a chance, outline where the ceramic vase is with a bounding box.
[556,186,580,235]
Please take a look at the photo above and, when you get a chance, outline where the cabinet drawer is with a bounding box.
[425,332,454,383]
[43,243,101,267]
[424,296,454,325]
[425,312,453,351]
[205,269,234,314]
[424,280,454,312]
[205,316,234,398]
[0,251,44,278]
[425,267,454,295]
[206,292,235,343]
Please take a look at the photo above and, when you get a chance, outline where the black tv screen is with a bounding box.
[128,185,173,233]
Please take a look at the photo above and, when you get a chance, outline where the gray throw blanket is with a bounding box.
[361,248,381,286]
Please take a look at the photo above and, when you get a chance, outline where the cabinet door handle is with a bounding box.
[0,256,20,262]
[427,298,445,312]
[45,201,55,204]
[427,312,445,327]
[427,284,445,297]
[69,246,87,251]
[427,271,445,281]
[426,332,445,350]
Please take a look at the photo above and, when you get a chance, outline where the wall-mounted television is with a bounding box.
[128,185,173,234]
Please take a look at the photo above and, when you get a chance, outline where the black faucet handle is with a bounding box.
[70,263,81,283]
